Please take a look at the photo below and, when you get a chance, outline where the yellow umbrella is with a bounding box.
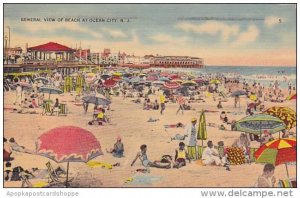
[113,72,122,77]
[249,94,257,101]
[209,79,221,84]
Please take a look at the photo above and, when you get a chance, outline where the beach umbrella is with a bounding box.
[263,107,296,130]
[122,73,132,78]
[249,94,257,101]
[111,76,122,82]
[129,77,141,83]
[209,79,221,84]
[182,80,197,87]
[254,138,296,177]
[152,81,165,87]
[231,90,247,97]
[39,86,63,99]
[197,110,207,142]
[235,114,286,144]
[163,81,181,90]
[168,74,180,80]
[159,77,170,81]
[82,95,111,106]
[286,93,296,101]
[146,75,158,82]
[36,126,103,187]
[103,79,117,88]
[171,79,183,83]
[13,82,32,90]
[34,77,49,84]
[113,72,122,77]
[101,74,111,80]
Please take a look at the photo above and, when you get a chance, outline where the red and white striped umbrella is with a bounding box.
[163,81,182,89]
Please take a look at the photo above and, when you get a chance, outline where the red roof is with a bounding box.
[28,42,75,52]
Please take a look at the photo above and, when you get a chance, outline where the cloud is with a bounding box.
[175,21,240,41]
[231,25,260,47]
[150,33,187,43]
[264,16,283,28]
[102,27,127,38]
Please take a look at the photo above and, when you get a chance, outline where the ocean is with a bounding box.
[152,66,297,89]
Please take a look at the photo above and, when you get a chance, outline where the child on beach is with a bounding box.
[131,144,171,169]
[173,142,190,169]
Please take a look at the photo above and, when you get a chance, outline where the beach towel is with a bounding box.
[86,161,113,169]
[124,175,161,185]
[164,123,184,128]
[187,146,197,160]
[32,181,49,188]
[226,147,246,165]
[278,179,296,188]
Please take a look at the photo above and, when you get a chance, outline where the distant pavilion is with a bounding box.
[27,42,75,61]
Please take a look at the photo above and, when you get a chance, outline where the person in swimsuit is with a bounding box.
[131,144,170,169]
[173,142,190,169]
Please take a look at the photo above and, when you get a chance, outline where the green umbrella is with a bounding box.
[197,110,207,158]
[235,114,286,145]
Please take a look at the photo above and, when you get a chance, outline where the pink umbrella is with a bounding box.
[103,78,117,88]
[146,75,158,82]
[36,126,103,186]
[163,81,182,89]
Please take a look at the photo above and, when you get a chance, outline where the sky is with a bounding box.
[4,4,296,66]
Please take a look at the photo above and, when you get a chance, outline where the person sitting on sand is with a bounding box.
[220,111,229,124]
[255,163,276,187]
[106,136,124,158]
[4,138,13,161]
[28,98,38,108]
[202,141,227,167]
[4,162,13,181]
[52,98,60,114]
[153,99,159,110]
[173,142,190,169]
[131,144,171,169]
[8,138,34,154]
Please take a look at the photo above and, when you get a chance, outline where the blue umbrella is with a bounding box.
[39,86,63,99]
[82,95,111,106]
[159,77,170,81]
[231,90,247,97]
[129,77,141,83]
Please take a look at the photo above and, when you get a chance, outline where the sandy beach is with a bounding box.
[4,83,296,187]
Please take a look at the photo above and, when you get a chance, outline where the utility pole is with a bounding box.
[6,26,10,48]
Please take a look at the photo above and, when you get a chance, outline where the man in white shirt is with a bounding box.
[202,141,226,166]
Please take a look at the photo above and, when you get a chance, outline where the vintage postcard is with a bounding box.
[3,3,297,188]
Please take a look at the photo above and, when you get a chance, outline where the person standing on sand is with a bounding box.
[14,84,22,105]
[255,163,276,187]
[185,118,198,160]
[159,93,166,115]
[176,94,185,115]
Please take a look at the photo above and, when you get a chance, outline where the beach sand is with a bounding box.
[3,89,296,187]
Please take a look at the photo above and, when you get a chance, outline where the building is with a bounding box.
[4,47,23,64]
[151,56,204,68]
[27,42,76,61]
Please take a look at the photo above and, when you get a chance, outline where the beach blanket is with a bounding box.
[124,175,161,185]
[32,181,49,188]
[226,147,246,165]
[86,161,113,169]
[164,123,185,128]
